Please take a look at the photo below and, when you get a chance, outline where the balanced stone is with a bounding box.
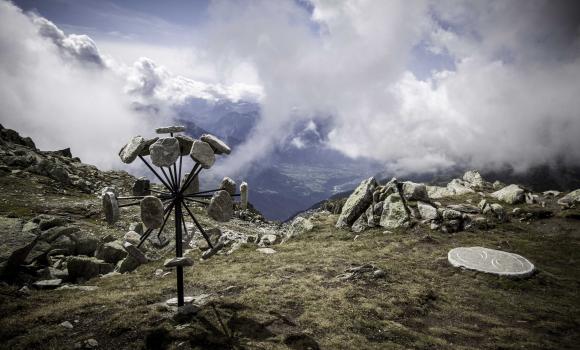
[207,190,233,222]
[102,191,119,225]
[190,140,215,169]
[448,246,535,277]
[181,173,200,195]
[132,177,150,196]
[240,181,248,209]
[164,256,194,268]
[140,196,164,229]
[155,126,185,134]
[200,134,231,155]
[119,136,147,164]
[175,134,195,156]
[149,137,180,167]
[220,177,236,195]
[138,137,159,156]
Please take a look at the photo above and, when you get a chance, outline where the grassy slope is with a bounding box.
[1,175,580,349]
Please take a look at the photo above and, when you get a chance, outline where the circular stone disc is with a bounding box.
[448,247,535,277]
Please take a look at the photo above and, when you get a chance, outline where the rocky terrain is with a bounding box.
[0,125,579,349]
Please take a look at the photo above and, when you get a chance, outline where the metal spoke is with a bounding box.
[138,155,173,192]
[178,155,183,190]
[137,200,175,248]
[184,197,210,205]
[118,201,141,208]
[182,200,214,249]
[161,167,175,192]
[150,188,171,196]
[178,163,200,194]
[185,188,222,196]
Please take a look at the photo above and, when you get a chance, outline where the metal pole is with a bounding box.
[138,155,173,192]
[174,197,185,307]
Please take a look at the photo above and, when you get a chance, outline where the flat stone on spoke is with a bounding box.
[190,140,215,169]
[175,134,195,156]
[119,136,147,164]
[164,256,194,268]
[448,247,535,277]
[155,126,185,134]
[139,137,159,156]
[102,191,119,225]
[140,196,165,229]
[200,134,231,155]
[150,137,180,167]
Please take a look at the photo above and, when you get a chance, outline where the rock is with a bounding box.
[366,201,384,227]
[181,173,200,195]
[336,177,377,228]
[417,202,438,221]
[132,177,150,196]
[60,321,74,329]
[123,231,141,246]
[259,234,279,246]
[490,203,506,221]
[557,189,580,207]
[257,248,276,254]
[37,216,68,231]
[129,222,144,235]
[543,190,561,197]
[289,216,314,237]
[119,136,147,164]
[492,180,505,190]
[33,279,62,289]
[427,186,455,199]
[175,134,195,155]
[138,137,159,156]
[115,255,141,273]
[379,194,410,229]
[402,182,429,201]
[220,177,236,195]
[372,269,386,278]
[101,186,119,198]
[492,184,525,204]
[447,204,480,214]
[442,219,462,233]
[442,209,462,220]
[156,126,185,134]
[351,213,369,233]
[67,256,114,281]
[95,241,127,264]
[123,242,148,264]
[190,140,215,169]
[447,179,476,195]
[149,137,180,167]
[141,196,165,229]
[448,247,535,277]
[462,170,487,190]
[0,217,37,271]
[71,231,99,256]
[200,134,231,155]
[240,182,249,210]
[201,242,224,259]
[50,235,76,255]
[207,190,233,222]
[102,192,119,225]
[85,338,99,348]
[164,257,194,268]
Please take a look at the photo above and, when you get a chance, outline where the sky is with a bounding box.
[1,0,580,175]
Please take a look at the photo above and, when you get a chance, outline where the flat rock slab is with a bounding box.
[166,293,212,306]
[448,247,535,277]
[164,256,194,268]
[156,126,185,134]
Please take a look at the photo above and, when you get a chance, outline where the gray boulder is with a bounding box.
[123,242,148,264]
[379,193,410,229]
[164,257,194,268]
[128,222,144,235]
[417,202,438,221]
[67,256,114,281]
[116,255,141,273]
[132,177,150,196]
[288,217,314,237]
[95,241,127,264]
[336,177,377,228]
[220,177,236,195]
[402,182,429,201]
[119,136,146,164]
[492,184,525,204]
[207,190,233,222]
[141,196,164,229]
[150,137,180,167]
[123,231,141,246]
[138,137,159,156]
[557,189,580,207]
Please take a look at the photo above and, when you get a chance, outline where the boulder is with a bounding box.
[447,204,480,214]
[288,217,314,237]
[220,177,237,195]
[336,177,377,228]
[155,126,185,134]
[138,137,159,157]
[557,189,580,207]
[164,257,194,268]
[132,177,151,196]
[402,182,429,201]
[149,137,180,167]
[115,255,141,273]
[119,136,146,164]
[123,231,141,246]
[492,184,525,204]
[128,222,144,235]
[175,134,195,155]
[447,179,475,195]
[351,213,369,233]
[181,173,200,195]
[417,202,438,221]
[123,242,148,264]
[442,209,462,220]
[190,140,215,169]
[200,134,231,155]
[426,186,455,199]
[448,247,535,277]
[71,231,99,256]
[102,192,119,225]
[0,217,38,277]
[141,196,165,229]
[95,241,127,264]
[379,194,410,229]
[462,170,487,190]
[240,182,249,210]
[207,190,233,222]
[259,234,279,246]
[67,256,114,281]
[366,201,384,227]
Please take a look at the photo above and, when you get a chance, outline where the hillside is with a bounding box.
[0,126,579,349]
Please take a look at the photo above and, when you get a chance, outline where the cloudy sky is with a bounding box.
[1,0,580,174]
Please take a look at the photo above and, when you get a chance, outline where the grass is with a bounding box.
[1,175,580,349]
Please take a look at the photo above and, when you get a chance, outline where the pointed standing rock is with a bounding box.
[140,196,164,229]
[190,140,215,169]
[119,136,147,164]
[220,177,236,195]
[149,137,180,167]
[182,173,200,195]
[336,177,377,228]
[102,191,119,225]
[207,190,233,222]
[200,134,231,155]
[240,181,248,209]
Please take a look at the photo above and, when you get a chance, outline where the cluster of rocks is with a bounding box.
[0,213,151,289]
[0,124,135,194]
[333,170,564,234]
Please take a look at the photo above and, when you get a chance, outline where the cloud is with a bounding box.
[203,0,580,175]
